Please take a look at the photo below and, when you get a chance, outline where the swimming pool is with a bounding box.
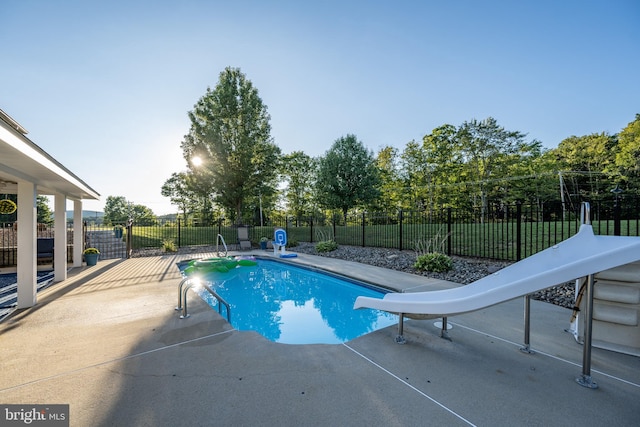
[180,258,397,344]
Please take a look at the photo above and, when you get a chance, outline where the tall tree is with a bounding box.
[130,204,157,226]
[103,196,130,225]
[104,195,156,225]
[374,145,402,211]
[36,196,53,224]
[552,132,618,198]
[316,134,381,221]
[279,151,317,220]
[161,172,199,219]
[420,124,464,209]
[457,117,527,216]
[180,67,281,223]
[399,139,430,210]
[615,114,640,191]
[500,140,557,206]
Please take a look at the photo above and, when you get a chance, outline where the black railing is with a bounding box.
[0,222,75,267]
[122,197,640,262]
[2,197,639,266]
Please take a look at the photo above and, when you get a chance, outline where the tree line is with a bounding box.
[160,66,639,226]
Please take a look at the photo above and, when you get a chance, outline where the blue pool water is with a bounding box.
[183,259,397,344]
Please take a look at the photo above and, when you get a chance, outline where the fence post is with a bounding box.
[83,220,87,251]
[398,209,403,251]
[177,218,181,248]
[614,197,621,236]
[362,212,366,247]
[516,201,522,261]
[310,216,313,243]
[333,214,336,240]
[447,207,452,256]
[126,219,133,258]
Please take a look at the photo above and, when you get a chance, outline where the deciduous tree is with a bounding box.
[161,172,199,219]
[457,117,527,216]
[616,114,640,190]
[103,196,129,225]
[180,67,281,223]
[316,134,381,221]
[279,151,317,220]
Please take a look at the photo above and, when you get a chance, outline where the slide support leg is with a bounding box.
[440,316,451,341]
[520,295,535,354]
[395,314,406,344]
[576,274,598,389]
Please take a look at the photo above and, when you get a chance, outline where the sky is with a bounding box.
[2,0,639,215]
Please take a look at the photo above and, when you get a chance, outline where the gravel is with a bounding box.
[288,243,576,310]
[132,242,576,309]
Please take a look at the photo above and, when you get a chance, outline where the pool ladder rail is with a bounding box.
[216,234,228,257]
[176,276,231,322]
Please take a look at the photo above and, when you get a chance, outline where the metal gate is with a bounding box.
[83,221,129,260]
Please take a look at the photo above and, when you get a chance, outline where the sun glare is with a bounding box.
[191,156,203,167]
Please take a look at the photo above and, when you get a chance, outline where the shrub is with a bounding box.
[83,247,100,255]
[413,226,449,256]
[316,240,338,253]
[414,252,453,273]
[162,239,177,252]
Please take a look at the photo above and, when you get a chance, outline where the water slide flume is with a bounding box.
[354,224,640,317]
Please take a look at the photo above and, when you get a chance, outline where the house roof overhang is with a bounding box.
[0,108,100,201]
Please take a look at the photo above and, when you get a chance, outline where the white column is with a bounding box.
[54,193,67,282]
[73,200,83,267]
[16,181,37,308]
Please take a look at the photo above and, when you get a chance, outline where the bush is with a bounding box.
[414,252,452,273]
[315,240,338,253]
[162,239,177,252]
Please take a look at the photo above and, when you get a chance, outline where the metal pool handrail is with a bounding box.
[216,234,228,257]
[175,277,231,322]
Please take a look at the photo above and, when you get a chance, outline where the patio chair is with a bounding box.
[237,226,252,250]
[37,238,54,264]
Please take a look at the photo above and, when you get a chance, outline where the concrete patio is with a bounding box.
[1,251,639,426]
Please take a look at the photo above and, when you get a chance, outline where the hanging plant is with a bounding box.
[0,199,17,214]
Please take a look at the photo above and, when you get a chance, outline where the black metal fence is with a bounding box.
[1,197,638,266]
[128,198,639,262]
[0,222,74,267]
[0,221,130,267]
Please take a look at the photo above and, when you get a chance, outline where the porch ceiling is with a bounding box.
[0,108,99,201]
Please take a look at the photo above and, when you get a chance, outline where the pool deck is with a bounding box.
[1,250,639,426]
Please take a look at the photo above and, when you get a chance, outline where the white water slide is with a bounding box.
[354,224,640,318]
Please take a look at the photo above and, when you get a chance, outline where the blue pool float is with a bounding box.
[279,253,298,258]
